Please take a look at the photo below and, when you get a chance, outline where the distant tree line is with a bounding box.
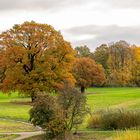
[75,40,140,87]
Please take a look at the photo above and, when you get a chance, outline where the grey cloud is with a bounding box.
[0,0,87,11]
[62,25,140,50]
[99,0,140,9]
[0,0,140,11]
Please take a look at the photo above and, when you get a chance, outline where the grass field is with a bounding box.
[1,87,140,122]
[86,87,140,111]
[0,92,31,121]
[0,88,140,139]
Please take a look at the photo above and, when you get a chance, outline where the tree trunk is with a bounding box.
[31,93,36,102]
[81,86,85,93]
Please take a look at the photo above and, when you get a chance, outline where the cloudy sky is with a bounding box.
[0,0,140,50]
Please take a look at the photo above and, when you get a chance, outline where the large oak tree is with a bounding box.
[0,21,75,101]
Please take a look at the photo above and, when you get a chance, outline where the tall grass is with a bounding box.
[88,109,140,130]
[113,131,140,140]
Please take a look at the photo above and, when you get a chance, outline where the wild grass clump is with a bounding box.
[88,109,140,130]
[113,131,140,140]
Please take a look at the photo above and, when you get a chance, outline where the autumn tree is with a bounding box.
[131,46,140,86]
[0,21,75,101]
[107,41,133,86]
[73,57,106,93]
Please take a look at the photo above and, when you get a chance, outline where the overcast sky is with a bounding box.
[0,0,140,50]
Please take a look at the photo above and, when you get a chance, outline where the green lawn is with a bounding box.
[0,102,30,121]
[0,88,140,121]
[0,92,31,121]
[86,87,140,111]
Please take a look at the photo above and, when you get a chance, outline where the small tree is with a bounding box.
[73,57,106,93]
[57,82,88,132]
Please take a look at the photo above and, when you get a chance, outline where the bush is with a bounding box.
[88,109,140,130]
[29,93,56,129]
[88,114,102,129]
[30,93,68,139]
[30,83,88,139]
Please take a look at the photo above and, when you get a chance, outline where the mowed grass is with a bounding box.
[86,87,140,111]
[0,88,140,121]
[0,92,31,121]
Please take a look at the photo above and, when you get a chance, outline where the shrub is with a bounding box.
[30,93,68,139]
[88,109,140,130]
[88,114,102,129]
[29,93,56,129]
[30,83,88,139]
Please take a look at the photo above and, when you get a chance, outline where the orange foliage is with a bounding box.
[0,21,75,99]
[73,57,106,93]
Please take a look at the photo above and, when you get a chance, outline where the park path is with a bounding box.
[0,118,44,140]
[0,131,44,140]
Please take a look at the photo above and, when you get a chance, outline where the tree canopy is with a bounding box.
[107,41,133,86]
[0,21,75,101]
[72,57,106,93]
